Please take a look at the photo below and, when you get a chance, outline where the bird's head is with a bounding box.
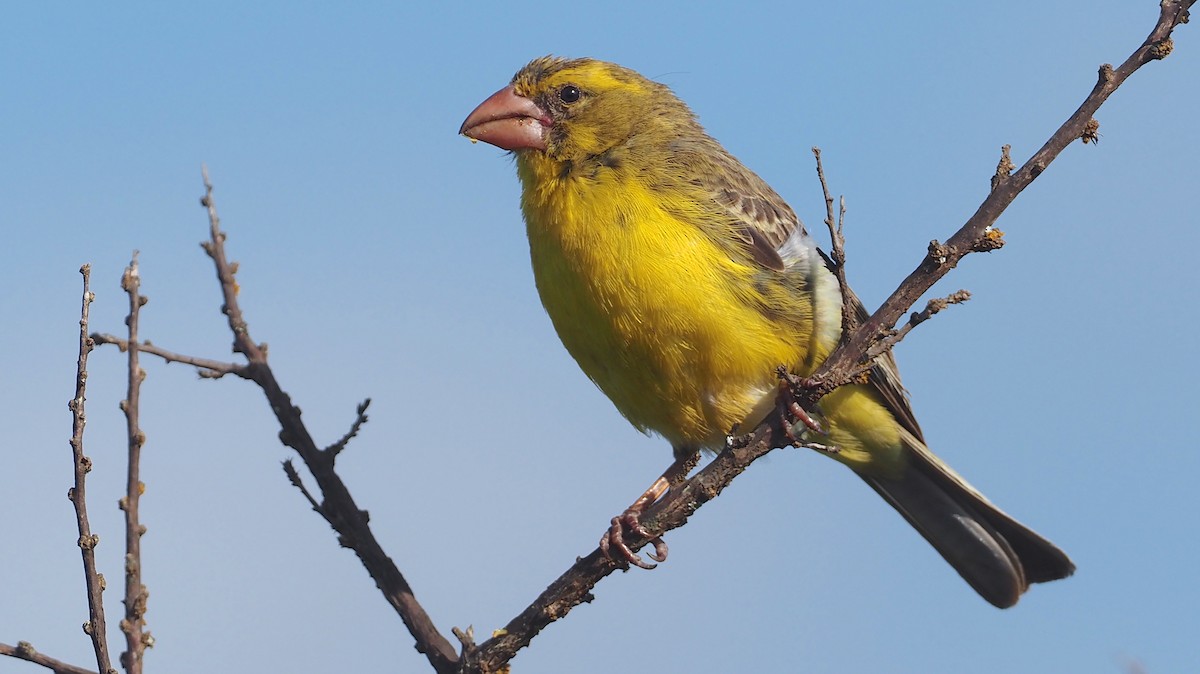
[460,56,690,164]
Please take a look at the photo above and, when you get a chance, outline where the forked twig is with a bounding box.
[196,169,460,673]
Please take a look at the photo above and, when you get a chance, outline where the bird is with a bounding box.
[459,56,1074,608]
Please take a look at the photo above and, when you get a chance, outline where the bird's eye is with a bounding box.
[558,85,581,104]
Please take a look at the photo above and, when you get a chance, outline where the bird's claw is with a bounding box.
[776,385,841,453]
[775,368,824,437]
[601,509,668,569]
[787,400,824,435]
[776,379,824,445]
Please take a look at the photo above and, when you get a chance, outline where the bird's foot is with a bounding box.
[600,474,674,569]
[775,378,822,436]
[600,452,697,569]
[600,507,669,570]
[785,399,824,436]
[774,371,840,453]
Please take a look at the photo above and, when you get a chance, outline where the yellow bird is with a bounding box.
[460,56,1073,608]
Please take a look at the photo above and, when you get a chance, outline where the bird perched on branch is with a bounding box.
[460,56,1073,608]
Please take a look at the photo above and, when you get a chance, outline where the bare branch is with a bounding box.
[116,254,151,674]
[196,171,459,673]
[199,165,261,363]
[66,265,116,674]
[800,0,1194,404]
[0,641,97,674]
[90,334,248,379]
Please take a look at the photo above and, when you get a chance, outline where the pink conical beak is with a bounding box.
[459,85,551,151]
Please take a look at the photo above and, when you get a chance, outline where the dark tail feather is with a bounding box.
[859,438,1075,608]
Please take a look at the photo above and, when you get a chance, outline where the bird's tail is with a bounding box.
[858,434,1075,608]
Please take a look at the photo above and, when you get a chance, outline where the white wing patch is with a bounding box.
[778,227,843,352]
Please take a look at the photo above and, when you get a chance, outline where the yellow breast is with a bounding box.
[517,154,812,449]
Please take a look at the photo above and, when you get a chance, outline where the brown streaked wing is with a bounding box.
[686,135,924,441]
[698,146,803,272]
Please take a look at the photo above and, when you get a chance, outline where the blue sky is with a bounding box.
[3,2,1198,673]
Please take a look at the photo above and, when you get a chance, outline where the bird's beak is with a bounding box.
[459,85,551,152]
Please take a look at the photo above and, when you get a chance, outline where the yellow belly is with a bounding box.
[520,159,811,448]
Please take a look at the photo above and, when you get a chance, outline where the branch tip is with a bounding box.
[991,144,1015,190]
[453,626,476,650]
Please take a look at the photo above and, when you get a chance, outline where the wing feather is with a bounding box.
[692,141,926,442]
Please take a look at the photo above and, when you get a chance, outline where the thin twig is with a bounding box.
[90,334,248,379]
[66,265,116,674]
[812,147,855,337]
[199,165,258,363]
[282,460,322,513]
[0,641,98,674]
[117,254,151,674]
[325,399,371,458]
[866,290,972,361]
[838,196,846,236]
